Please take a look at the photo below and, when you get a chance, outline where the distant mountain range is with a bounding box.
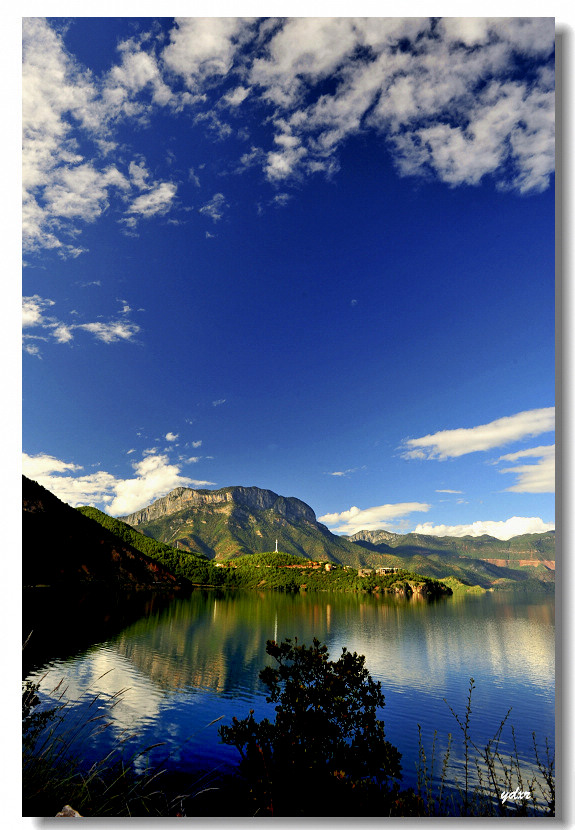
[120,485,555,591]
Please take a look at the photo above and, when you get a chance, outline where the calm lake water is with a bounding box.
[23,588,554,809]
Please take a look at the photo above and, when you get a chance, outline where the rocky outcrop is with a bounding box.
[120,486,317,527]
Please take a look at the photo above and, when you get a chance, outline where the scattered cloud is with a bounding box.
[319,502,431,535]
[246,17,554,192]
[23,450,216,516]
[436,489,464,494]
[23,18,555,260]
[401,407,555,460]
[22,295,141,353]
[414,516,554,540]
[496,444,555,493]
[212,399,226,407]
[191,440,202,448]
[165,432,179,442]
[22,18,180,257]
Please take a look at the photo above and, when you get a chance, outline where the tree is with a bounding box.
[219,637,403,816]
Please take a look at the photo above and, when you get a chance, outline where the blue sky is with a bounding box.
[21,14,556,540]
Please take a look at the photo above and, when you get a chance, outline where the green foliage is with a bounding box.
[77,507,223,586]
[219,637,405,816]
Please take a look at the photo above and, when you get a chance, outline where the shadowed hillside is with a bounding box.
[23,476,179,588]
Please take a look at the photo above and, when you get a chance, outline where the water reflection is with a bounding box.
[25,589,554,790]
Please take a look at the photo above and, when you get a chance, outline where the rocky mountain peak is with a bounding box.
[119,485,317,527]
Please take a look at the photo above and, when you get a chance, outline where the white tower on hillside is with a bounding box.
[275,539,279,553]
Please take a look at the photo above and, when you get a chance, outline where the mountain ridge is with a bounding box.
[22,475,179,588]
[118,485,554,589]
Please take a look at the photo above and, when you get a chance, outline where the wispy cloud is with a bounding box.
[319,502,431,535]
[436,489,463,494]
[199,193,228,222]
[401,407,555,460]
[212,398,226,407]
[325,466,365,477]
[496,444,555,493]
[23,295,141,354]
[414,516,554,540]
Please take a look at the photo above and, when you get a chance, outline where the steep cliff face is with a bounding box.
[120,486,317,527]
[118,485,368,565]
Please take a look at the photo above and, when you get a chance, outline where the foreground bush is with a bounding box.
[219,637,418,816]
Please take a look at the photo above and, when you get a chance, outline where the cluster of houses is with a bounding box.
[215,559,400,577]
[358,567,400,578]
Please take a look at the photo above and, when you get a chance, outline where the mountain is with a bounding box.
[119,486,379,566]
[23,476,179,588]
[121,486,554,591]
[346,529,555,590]
[348,528,556,561]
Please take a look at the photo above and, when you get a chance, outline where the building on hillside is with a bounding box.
[376,567,399,575]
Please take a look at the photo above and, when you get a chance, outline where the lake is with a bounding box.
[23,587,555,814]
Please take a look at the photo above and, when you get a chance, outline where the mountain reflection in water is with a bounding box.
[24,589,554,793]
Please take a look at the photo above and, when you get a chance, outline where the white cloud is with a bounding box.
[496,445,555,493]
[223,86,250,107]
[22,295,55,328]
[191,440,202,448]
[199,193,228,222]
[319,502,431,535]
[402,407,555,460]
[414,516,554,540]
[161,18,254,92]
[212,399,226,407]
[165,432,179,442]
[436,489,463,494]
[74,321,140,344]
[23,452,82,478]
[127,181,178,219]
[23,450,216,516]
